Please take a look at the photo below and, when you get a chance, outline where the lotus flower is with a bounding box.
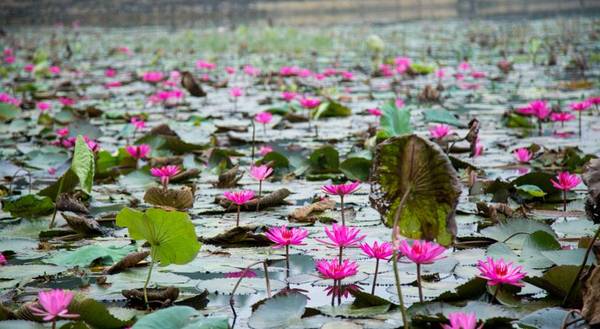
[258,145,273,156]
[265,225,309,278]
[250,164,273,208]
[550,112,575,124]
[570,100,592,137]
[255,112,273,125]
[551,171,581,212]
[429,124,452,139]
[224,190,255,227]
[442,312,483,329]
[299,97,321,109]
[395,98,405,108]
[196,60,216,70]
[49,66,61,75]
[477,257,526,288]
[367,108,382,117]
[243,64,260,77]
[130,117,145,130]
[150,165,180,188]
[513,148,532,163]
[58,97,75,107]
[281,91,297,102]
[321,181,360,225]
[104,68,116,77]
[0,253,6,266]
[361,241,394,294]
[225,66,236,75]
[56,127,69,138]
[458,61,471,71]
[28,289,78,323]
[142,71,163,83]
[398,239,446,302]
[24,63,34,72]
[125,144,151,160]
[37,102,51,112]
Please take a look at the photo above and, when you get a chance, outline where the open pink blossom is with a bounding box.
[367,108,382,117]
[224,190,255,206]
[258,145,273,156]
[150,165,180,188]
[3,48,13,56]
[24,63,35,72]
[395,98,405,108]
[299,97,321,109]
[104,68,116,77]
[56,127,69,138]
[551,171,581,191]
[477,257,526,287]
[569,100,592,112]
[341,71,354,80]
[37,102,51,112]
[58,97,75,107]
[131,117,145,130]
[316,259,358,280]
[28,289,78,322]
[397,240,446,264]
[458,61,471,71]
[281,91,297,102]
[442,312,482,329]
[321,181,360,196]
[587,96,600,106]
[550,112,575,122]
[255,112,273,124]
[379,64,394,77]
[142,71,163,83]
[529,100,551,120]
[4,56,15,64]
[316,223,365,248]
[225,66,236,75]
[471,71,486,79]
[265,225,309,248]
[105,81,122,89]
[436,68,446,79]
[429,124,452,139]
[250,165,273,181]
[229,87,243,98]
[125,144,151,160]
[360,241,393,260]
[513,148,532,163]
[0,253,7,265]
[280,66,300,76]
[243,64,260,77]
[49,66,61,75]
[196,60,216,70]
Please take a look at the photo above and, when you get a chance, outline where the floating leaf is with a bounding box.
[116,208,201,266]
[516,185,547,197]
[0,103,21,122]
[45,245,136,267]
[131,306,228,329]
[313,100,351,119]
[248,291,307,329]
[339,157,371,182]
[423,108,466,128]
[2,194,54,218]
[378,100,412,138]
[72,136,95,194]
[370,134,461,246]
[481,219,556,248]
[308,146,340,174]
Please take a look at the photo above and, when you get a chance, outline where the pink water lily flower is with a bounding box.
[551,171,581,191]
[243,64,260,77]
[442,312,483,329]
[360,241,393,260]
[142,71,163,83]
[367,108,382,117]
[130,117,145,130]
[24,63,35,72]
[458,61,471,71]
[37,102,51,112]
[255,112,273,124]
[380,64,394,77]
[316,259,358,280]
[265,225,309,248]
[529,100,551,120]
[299,97,321,109]
[398,239,446,265]
[341,71,354,80]
[395,98,405,108]
[317,223,366,249]
[58,97,75,107]
[230,87,243,98]
[429,124,452,139]
[49,66,61,75]
[125,144,151,160]
[281,91,297,102]
[150,165,180,188]
[569,100,592,112]
[513,148,532,163]
[196,60,216,70]
[477,257,526,287]
[225,66,236,75]
[436,68,446,79]
[258,145,273,156]
[56,127,69,137]
[250,165,273,182]
[322,181,360,225]
[471,71,486,79]
[28,289,79,322]
[104,68,116,77]
[224,190,255,227]
[105,81,122,89]
[0,253,6,265]
[550,112,575,123]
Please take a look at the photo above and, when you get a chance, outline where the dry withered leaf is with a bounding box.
[122,286,179,305]
[583,158,600,224]
[200,226,273,247]
[62,211,104,236]
[180,71,206,97]
[288,199,336,223]
[418,85,440,102]
[171,168,201,183]
[217,188,292,211]
[174,289,209,310]
[582,266,600,325]
[104,250,150,274]
[149,156,183,168]
[466,118,480,158]
[143,186,195,210]
[56,193,89,214]
[212,165,243,188]
[476,202,514,222]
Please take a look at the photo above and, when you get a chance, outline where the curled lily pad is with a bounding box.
[370,134,461,246]
[143,186,195,210]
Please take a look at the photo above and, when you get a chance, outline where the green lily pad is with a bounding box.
[2,194,54,218]
[248,291,307,329]
[45,244,136,267]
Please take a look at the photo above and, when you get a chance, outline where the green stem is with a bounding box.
[492,285,500,304]
[236,205,240,227]
[416,263,423,303]
[144,257,155,308]
[263,260,272,297]
[49,175,65,228]
[340,195,345,226]
[562,224,600,306]
[371,258,379,295]
[52,320,56,329]
[391,187,412,329]
[578,110,582,138]
[257,181,262,211]
[285,245,290,280]
[251,119,256,163]
[563,190,567,213]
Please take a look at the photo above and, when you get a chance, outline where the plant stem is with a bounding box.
[251,119,256,162]
[257,180,262,211]
[236,205,240,227]
[578,111,582,138]
[492,285,500,304]
[371,258,379,295]
[144,258,154,308]
[562,224,600,306]
[391,187,412,329]
[285,245,290,280]
[416,263,423,303]
[49,175,65,228]
[52,320,56,329]
[340,195,345,226]
[263,260,272,297]
[331,280,336,306]
[563,190,567,212]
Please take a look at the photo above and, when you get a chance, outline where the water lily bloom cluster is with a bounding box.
[125,144,151,160]
[477,257,526,287]
[442,312,482,329]
[150,165,180,188]
[29,289,79,322]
